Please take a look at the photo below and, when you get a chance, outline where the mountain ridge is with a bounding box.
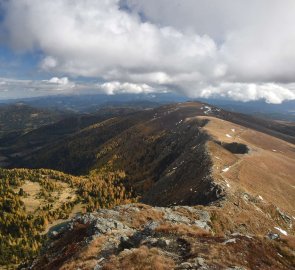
[0,101,294,269]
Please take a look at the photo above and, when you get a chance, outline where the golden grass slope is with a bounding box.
[194,116,295,217]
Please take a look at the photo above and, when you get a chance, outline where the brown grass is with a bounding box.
[174,206,205,221]
[122,204,164,228]
[155,223,210,237]
[19,181,42,212]
[32,223,90,270]
[102,246,175,270]
[281,235,295,250]
[201,116,295,216]
[208,199,294,237]
[268,238,295,267]
[59,235,108,270]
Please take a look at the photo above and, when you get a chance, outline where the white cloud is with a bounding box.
[199,83,295,104]
[41,56,58,70]
[47,77,70,85]
[0,77,76,99]
[0,77,161,99]
[44,77,75,90]
[99,81,156,95]
[1,0,295,103]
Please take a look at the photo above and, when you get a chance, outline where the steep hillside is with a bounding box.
[10,102,295,208]
[8,104,222,206]
[199,116,295,216]
[0,104,65,140]
[0,108,138,168]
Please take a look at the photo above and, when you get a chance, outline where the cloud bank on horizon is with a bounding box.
[1,0,295,103]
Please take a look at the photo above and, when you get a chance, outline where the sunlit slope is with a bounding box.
[196,116,295,216]
[6,102,295,210]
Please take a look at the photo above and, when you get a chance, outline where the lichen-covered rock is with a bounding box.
[26,203,295,270]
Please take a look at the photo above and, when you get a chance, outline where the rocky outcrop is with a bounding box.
[26,203,295,270]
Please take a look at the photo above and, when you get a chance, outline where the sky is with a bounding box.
[0,0,295,103]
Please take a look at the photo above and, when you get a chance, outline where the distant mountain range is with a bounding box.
[1,93,294,120]
[199,98,295,121]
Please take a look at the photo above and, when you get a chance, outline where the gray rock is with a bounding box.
[276,207,292,225]
[267,232,279,240]
[173,206,211,231]
[157,238,170,248]
[178,262,193,269]
[194,220,210,231]
[96,209,120,219]
[195,257,205,266]
[226,267,246,270]
[161,208,191,224]
[146,237,158,245]
[93,257,105,270]
[93,217,128,235]
[223,238,237,244]
[94,257,105,270]
[144,221,159,231]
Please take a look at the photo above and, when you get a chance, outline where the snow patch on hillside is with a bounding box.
[274,227,288,236]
